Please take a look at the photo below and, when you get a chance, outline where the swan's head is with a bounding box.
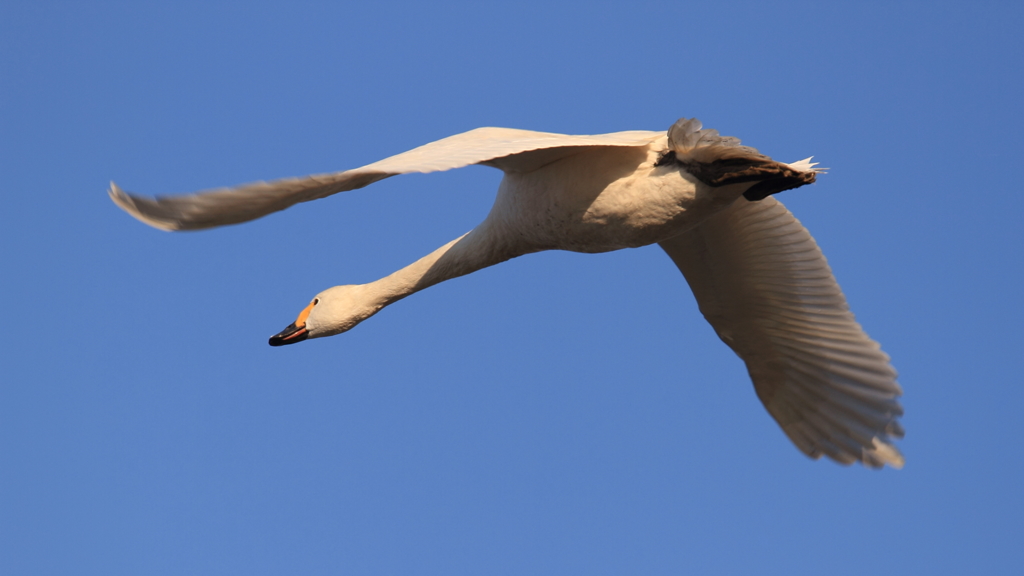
[268,284,376,346]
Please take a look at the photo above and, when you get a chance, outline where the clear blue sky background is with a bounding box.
[2,2,1022,574]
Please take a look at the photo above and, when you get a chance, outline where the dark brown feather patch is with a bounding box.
[683,157,817,201]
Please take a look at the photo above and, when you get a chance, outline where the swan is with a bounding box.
[109,118,904,468]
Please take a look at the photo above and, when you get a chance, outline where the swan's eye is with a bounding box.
[313,298,319,305]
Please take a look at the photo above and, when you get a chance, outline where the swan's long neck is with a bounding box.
[363,220,521,316]
[312,220,524,338]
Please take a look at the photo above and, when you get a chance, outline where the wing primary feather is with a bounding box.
[109,127,661,231]
[660,196,904,468]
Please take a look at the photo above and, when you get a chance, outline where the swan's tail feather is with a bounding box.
[787,157,828,174]
[666,118,820,201]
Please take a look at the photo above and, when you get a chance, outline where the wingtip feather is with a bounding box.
[868,437,905,469]
[108,181,179,231]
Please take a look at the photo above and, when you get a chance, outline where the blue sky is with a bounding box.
[2,2,1022,574]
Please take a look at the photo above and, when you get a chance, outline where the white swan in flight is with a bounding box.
[109,118,904,469]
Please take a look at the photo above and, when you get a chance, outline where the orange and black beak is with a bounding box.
[269,300,316,347]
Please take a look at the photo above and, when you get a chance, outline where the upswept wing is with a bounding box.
[660,197,904,468]
[109,127,662,231]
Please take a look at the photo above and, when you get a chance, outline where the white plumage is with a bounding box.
[110,118,903,468]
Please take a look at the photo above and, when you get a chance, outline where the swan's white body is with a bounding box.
[110,118,904,469]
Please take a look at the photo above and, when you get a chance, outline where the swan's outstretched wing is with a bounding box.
[110,127,662,231]
[660,197,904,468]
